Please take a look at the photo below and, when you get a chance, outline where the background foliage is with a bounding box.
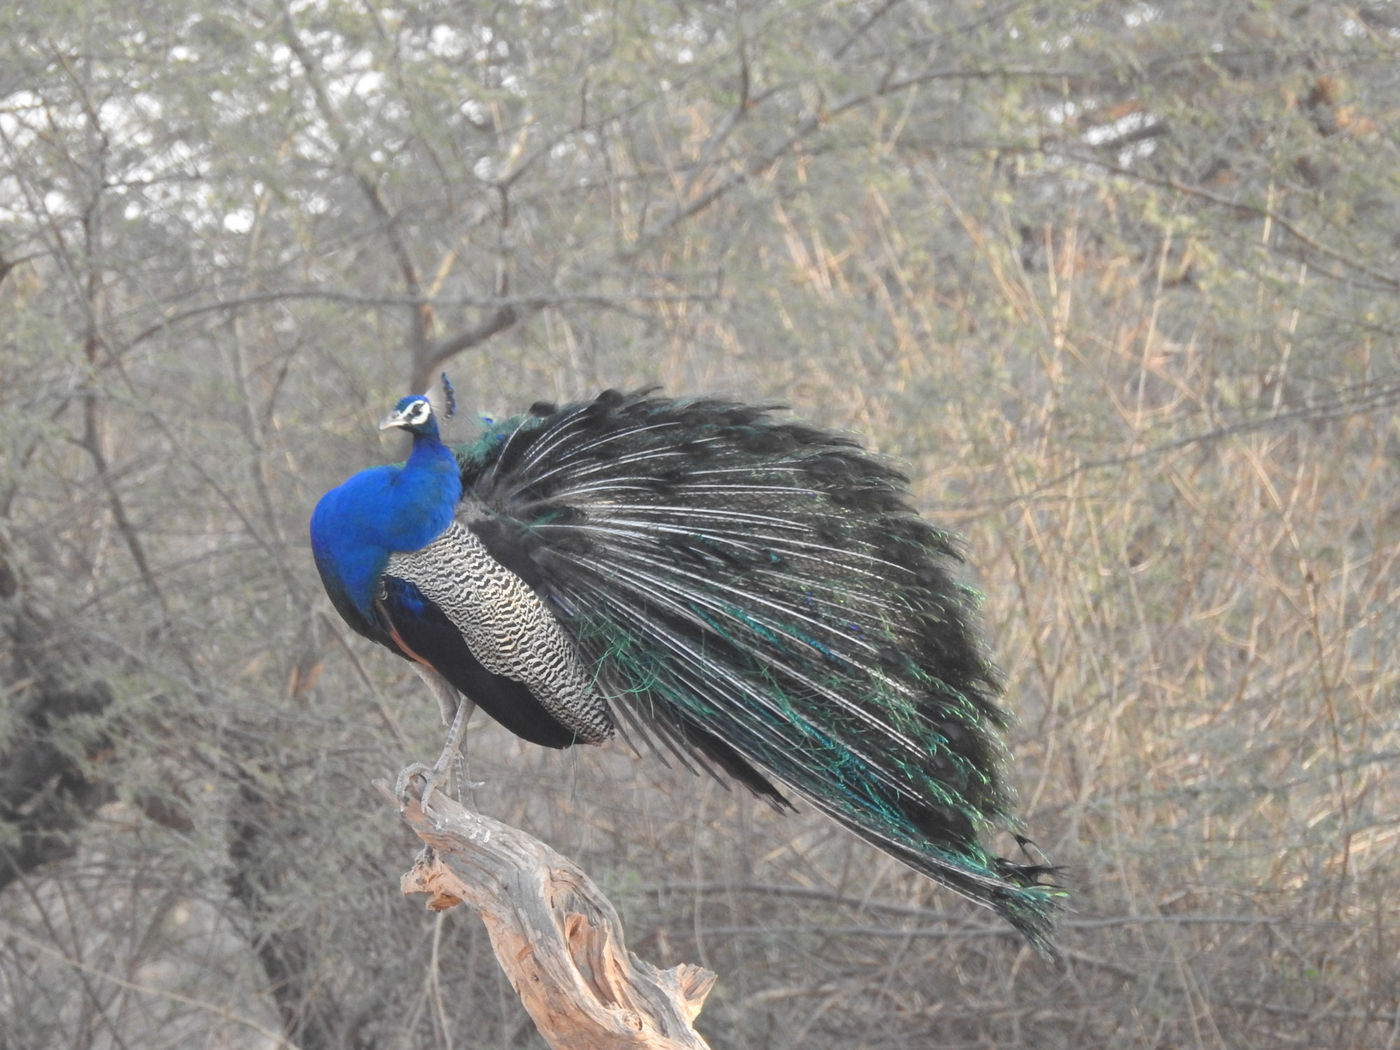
[3,2,1398,1047]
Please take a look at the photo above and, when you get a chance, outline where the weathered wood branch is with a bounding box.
[380,778,716,1050]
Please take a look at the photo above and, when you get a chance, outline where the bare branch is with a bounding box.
[387,781,717,1050]
[275,0,433,351]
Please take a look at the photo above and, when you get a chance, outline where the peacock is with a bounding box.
[310,382,1060,954]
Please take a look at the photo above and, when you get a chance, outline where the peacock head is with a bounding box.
[379,376,456,440]
[379,394,440,439]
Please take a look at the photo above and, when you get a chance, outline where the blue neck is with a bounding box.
[311,426,463,625]
[394,428,462,544]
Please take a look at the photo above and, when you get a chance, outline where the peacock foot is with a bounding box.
[394,761,441,808]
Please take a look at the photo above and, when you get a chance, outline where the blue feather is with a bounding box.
[310,395,461,626]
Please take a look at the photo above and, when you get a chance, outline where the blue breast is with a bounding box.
[310,439,462,631]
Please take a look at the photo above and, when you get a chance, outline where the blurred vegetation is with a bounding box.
[2,1,1398,1047]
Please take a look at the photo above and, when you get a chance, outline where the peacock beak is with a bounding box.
[379,410,409,431]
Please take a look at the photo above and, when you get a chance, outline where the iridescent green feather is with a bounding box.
[452,390,1062,955]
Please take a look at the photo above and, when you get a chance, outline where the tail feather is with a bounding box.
[458,390,1061,952]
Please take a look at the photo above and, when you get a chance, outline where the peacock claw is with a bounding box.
[394,762,439,807]
[395,751,484,812]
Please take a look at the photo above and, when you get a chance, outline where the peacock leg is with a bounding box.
[413,662,459,727]
[395,665,478,806]
[433,691,476,780]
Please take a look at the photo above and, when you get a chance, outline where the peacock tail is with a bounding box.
[311,386,1061,955]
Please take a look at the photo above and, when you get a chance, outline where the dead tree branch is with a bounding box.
[382,779,716,1050]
